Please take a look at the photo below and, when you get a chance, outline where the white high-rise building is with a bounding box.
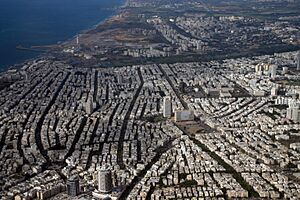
[270,64,277,78]
[282,66,289,74]
[297,51,300,71]
[117,74,123,84]
[286,107,292,119]
[292,107,300,122]
[287,101,300,122]
[76,35,79,45]
[255,63,264,75]
[85,95,94,114]
[163,96,172,118]
[271,87,278,96]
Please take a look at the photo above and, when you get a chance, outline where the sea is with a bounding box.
[0,0,123,71]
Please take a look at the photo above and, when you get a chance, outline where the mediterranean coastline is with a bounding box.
[0,0,124,72]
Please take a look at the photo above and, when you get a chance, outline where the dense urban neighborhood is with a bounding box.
[1,0,300,199]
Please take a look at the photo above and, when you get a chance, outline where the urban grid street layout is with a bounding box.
[1,0,300,199]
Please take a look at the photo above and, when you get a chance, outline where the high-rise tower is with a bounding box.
[287,101,300,123]
[85,95,94,114]
[66,175,80,197]
[163,96,172,118]
[297,51,300,71]
[270,64,277,78]
[98,167,113,193]
[76,35,79,45]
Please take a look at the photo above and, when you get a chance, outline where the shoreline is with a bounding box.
[62,3,125,46]
[0,0,125,74]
